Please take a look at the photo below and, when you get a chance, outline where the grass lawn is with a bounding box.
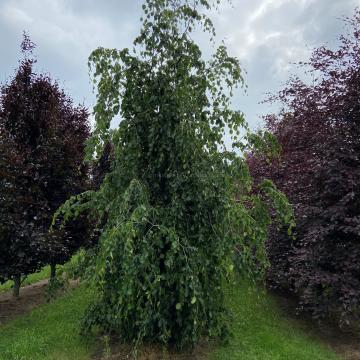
[212,282,339,360]
[0,285,95,360]
[0,280,339,360]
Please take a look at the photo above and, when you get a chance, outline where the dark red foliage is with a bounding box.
[249,9,360,325]
[0,34,91,283]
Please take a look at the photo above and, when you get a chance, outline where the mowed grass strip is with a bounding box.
[0,281,339,360]
[0,285,95,360]
[212,281,339,360]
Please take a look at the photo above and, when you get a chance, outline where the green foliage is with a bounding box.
[45,277,67,302]
[55,0,293,349]
[57,248,96,282]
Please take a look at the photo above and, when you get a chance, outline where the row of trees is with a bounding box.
[250,9,360,325]
[0,34,95,296]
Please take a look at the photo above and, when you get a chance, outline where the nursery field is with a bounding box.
[1,1,360,359]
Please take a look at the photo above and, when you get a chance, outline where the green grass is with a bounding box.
[212,281,339,360]
[0,280,339,360]
[0,285,95,360]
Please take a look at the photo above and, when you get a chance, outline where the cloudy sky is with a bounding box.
[0,0,358,129]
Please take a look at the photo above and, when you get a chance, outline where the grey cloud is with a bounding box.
[0,0,357,130]
[213,0,357,127]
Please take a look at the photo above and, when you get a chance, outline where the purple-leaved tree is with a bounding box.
[0,34,91,296]
[249,9,360,325]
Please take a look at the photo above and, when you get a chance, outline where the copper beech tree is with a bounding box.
[249,9,360,325]
[0,34,90,296]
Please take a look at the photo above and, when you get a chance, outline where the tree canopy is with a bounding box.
[0,34,90,295]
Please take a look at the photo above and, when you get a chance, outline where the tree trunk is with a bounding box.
[13,274,21,298]
[50,263,56,280]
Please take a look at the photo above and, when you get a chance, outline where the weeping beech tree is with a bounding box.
[55,0,293,348]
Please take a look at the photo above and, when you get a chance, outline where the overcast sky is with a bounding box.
[0,0,358,129]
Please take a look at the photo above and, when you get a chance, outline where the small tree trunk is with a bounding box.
[13,274,21,298]
[50,263,56,280]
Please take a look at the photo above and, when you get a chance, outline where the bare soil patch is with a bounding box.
[0,279,49,325]
[92,337,213,360]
